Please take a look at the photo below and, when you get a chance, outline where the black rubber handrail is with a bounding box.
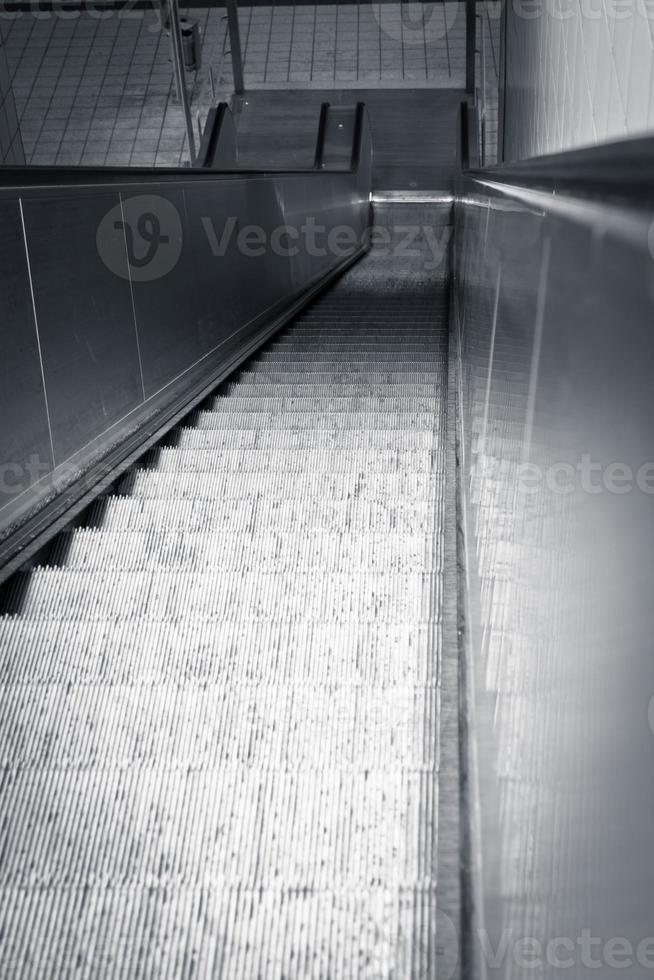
[349,103,367,173]
[196,103,229,169]
[313,102,330,170]
[0,107,370,190]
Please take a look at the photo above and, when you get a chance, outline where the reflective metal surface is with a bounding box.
[22,192,144,461]
[454,167,654,975]
[0,200,53,495]
[0,106,372,569]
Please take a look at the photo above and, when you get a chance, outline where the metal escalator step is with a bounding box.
[207,396,440,412]
[0,683,438,772]
[98,496,442,534]
[122,469,443,501]
[191,411,439,430]
[143,447,443,472]
[0,620,440,685]
[17,569,441,623]
[174,428,439,451]
[0,770,437,888]
[246,359,443,372]
[57,529,442,573]
[0,885,441,978]
[222,383,441,397]
[233,371,442,385]
[261,346,442,356]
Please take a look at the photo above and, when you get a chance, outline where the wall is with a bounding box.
[454,162,654,975]
[503,0,654,160]
[0,28,24,164]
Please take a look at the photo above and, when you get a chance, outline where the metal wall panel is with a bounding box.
[182,178,292,369]
[454,176,654,976]
[120,188,204,399]
[0,200,52,514]
[22,192,143,463]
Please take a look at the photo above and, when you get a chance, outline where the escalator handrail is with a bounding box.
[0,104,372,191]
[196,103,236,170]
[313,102,331,170]
[459,98,654,205]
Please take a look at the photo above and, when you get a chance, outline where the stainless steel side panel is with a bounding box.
[22,192,144,462]
[0,200,53,499]
[454,178,654,976]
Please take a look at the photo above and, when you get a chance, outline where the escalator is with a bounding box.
[3,93,654,979]
[0,121,460,973]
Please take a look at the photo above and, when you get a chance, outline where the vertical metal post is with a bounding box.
[225,0,244,96]
[498,0,508,163]
[167,0,197,164]
[480,11,486,165]
[465,0,476,96]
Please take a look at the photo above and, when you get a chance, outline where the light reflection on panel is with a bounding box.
[455,180,654,976]
[0,200,53,499]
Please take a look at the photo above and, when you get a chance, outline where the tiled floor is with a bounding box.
[2,11,189,166]
[476,2,500,163]
[1,2,497,167]
[231,2,466,87]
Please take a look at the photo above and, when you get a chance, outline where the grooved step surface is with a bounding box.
[0,231,451,977]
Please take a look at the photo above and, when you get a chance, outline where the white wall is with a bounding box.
[503,0,654,160]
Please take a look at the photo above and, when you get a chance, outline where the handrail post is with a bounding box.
[225,0,245,95]
[350,102,366,172]
[466,0,476,96]
[498,0,508,163]
[167,0,197,165]
[313,103,330,170]
[480,9,486,165]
